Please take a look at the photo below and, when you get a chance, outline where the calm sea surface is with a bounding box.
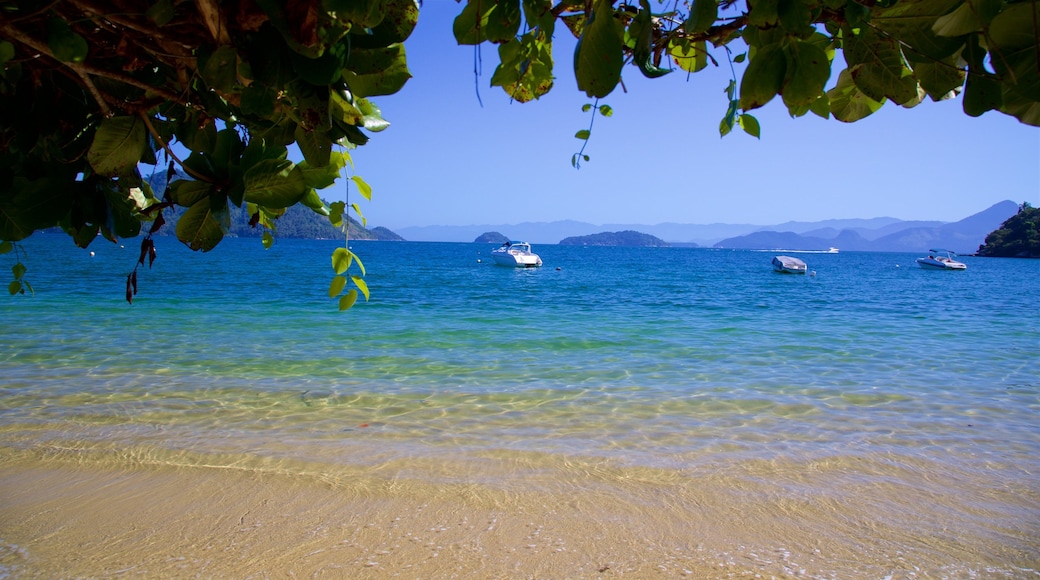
[1,235,1038,575]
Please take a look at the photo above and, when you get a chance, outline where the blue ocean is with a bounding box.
[1,235,1038,577]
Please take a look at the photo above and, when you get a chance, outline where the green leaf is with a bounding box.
[0,241,11,254]
[356,98,391,132]
[46,17,88,63]
[598,104,613,117]
[961,33,1002,116]
[739,44,786,110]
[739,114,761,138]
[844,27,919,105]
[491,31,555,102]
[262,231,274,249]
[87,116,147,176]
[932,0,1002,37]
[351,176,372,201]
[329,275,347,298]
[168,180,214,207]
[295,125,333,167]
[574,0,624,98]
[453,0,495,44]
[343,45,412,98]
[8,281,21,296]
[575,129,591,139]
[176,197,226,252]
[748,0,780,27]
[0,41,15,70]
[873,0,965,61]
[351,275,370,301]
[243,159,307,208]
[827,68,885,122]
[350,0,420,49]
[486,0,523,43]
[299,152,347,190]
[914,58,965,101]
[669,39,708,73]
[782,39,831,109]
[338,289,358,311]
[289,46,346,86]
[988,2,1040,102]
[332,247,353,274]
[631,0,672,79]
[12,263,26,280]
[686,0,718,35]
[353,252,367,276]
[200,46,239,93]
[146,0,176,26]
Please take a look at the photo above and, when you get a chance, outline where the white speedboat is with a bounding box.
[491,241,542,268]
[772,255,807,274]
[916,249,967,270]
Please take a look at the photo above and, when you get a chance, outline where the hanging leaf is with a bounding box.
[843,27,919,105]
[243,159,307,208]
[46,17,88,63]
[295,125,333,168]
[739,44,786,110]
[329,275,347,298]
[631,0,672,79]
[782,39,831,109]
[739,114,761,138]
[453,0,495,44]
[988,2,1040,103]
[199,46,239,93]
[351,175,372,201]
[686,0,718,35]
[176,197,226,252]
[670,39,708,73]
[332,247,353,274]
[486,0,522,43]
[351,275,370,301]
[343,45,412,98]
[87,116,147,177]
[827,69,885,122]
[339,289,359,311]
[574,0,624,98]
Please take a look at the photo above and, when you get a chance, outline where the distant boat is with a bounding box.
[916,249,967,270]
[772,255,808,274]
[491,241,543,268]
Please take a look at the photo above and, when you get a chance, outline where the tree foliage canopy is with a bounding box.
[1,0,1037,303]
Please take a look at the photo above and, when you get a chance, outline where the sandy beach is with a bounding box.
[3,447,1037,578]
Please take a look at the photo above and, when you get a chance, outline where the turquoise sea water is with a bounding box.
[2,235,1038,575]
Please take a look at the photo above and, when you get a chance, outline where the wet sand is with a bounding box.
[2,451,1037,578]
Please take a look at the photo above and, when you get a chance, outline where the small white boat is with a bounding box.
[491,241,542,268]
[916,249,967,270]
[772,255,807,274]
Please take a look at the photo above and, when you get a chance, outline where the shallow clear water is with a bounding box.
[1,235,1038,575]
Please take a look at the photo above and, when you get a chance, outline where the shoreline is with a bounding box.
[2,452,1037,578]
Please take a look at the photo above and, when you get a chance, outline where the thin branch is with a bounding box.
[73,67,113,117]
[138,112,213,183]
[66,0,176,42]
[0,18,190,107]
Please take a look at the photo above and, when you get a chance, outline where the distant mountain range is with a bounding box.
[392,201,1020,254]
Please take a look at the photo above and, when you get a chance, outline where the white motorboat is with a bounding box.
[772,255,807,274]
[916,249,967,270]
[491,241,542,268]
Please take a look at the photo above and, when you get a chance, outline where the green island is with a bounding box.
[559,230,670,247]
[976,202,1040,258]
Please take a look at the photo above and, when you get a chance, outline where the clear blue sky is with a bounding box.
[333,2,1038,229]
